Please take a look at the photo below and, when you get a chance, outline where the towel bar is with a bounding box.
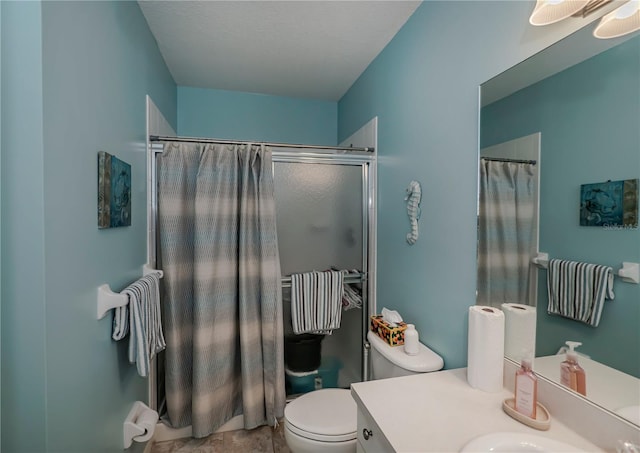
[280,271,366,288]
[531,253,639,284]
[97,265,163,319]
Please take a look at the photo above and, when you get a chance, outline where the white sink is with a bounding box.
[460,432,586,452]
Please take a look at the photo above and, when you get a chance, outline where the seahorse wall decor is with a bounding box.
[405,180,421,245]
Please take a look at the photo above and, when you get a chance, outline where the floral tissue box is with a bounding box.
[370,315,407,346]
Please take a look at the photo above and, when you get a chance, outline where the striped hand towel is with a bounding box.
[112,303,129,341]
[547,259,615,327]
[291,270,344,334]
[112,272,166,377]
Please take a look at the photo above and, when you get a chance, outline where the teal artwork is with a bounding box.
[98,151,131,228]
[580,179,638,228]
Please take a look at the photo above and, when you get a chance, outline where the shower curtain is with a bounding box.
[477,159,535,308]
[157,141,285,438]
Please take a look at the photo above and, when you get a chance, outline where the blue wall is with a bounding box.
[481,36,640,377]
[1,0,626,450]
[178,86,337,145]
[1,1,177,452]
[1,3,47,451]
[338,1,602,369]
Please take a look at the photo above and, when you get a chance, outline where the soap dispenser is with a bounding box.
[514,355,538,418]
[560,341,586,396]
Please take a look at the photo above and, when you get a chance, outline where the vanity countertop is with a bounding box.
[351,368,603,452]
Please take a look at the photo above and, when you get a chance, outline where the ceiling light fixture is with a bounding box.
[593,0,640,38]
[529,0,592,26]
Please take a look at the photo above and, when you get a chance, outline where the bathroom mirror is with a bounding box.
[478,22,640,425]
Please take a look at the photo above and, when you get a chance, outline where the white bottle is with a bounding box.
[404,324,419,355]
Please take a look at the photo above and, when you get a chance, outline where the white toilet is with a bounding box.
[283,330,444,453]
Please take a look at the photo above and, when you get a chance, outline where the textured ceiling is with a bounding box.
[138,1,421,101]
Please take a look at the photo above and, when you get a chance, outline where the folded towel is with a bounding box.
[112,272,166,377]
[547,259,614,327]
[291,270,344,334]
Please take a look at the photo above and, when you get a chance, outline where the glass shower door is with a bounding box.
[274,162,363,274]
[274,161,365,389]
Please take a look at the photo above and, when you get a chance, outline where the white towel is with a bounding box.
[291,271,344,334]
[547,259,615,327]
[112,272,166,377]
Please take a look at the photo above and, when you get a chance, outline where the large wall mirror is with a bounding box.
[478,22,640,426]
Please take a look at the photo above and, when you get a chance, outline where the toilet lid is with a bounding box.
[284,389,357,442]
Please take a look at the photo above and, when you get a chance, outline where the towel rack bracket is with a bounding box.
[97,284,127,320]
[531,252,549,269]
[97,264,163,320]
[618,262,639,284]
[143,264,163,278]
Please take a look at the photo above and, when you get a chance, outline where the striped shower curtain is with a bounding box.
[157,142,285,438]
[477,159,535,308]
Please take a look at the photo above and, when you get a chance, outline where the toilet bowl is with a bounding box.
[283,388,357,453]
[283,330,444,453]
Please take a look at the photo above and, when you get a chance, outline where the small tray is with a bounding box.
[502,398,551,431]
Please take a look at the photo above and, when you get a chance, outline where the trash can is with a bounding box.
[284,334,324,372]
[285,356,343,394]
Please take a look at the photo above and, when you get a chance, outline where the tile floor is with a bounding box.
[150,423,291,453]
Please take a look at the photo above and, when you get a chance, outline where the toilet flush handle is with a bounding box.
[363,428,373,440]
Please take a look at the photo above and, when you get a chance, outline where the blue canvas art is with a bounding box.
[98,151,131,228]
[580,179,638,228]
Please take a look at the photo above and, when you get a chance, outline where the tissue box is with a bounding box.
[370,315,407,346]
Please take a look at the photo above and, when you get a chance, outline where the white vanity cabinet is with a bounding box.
[356,407,393,453]
[350,368,606,453]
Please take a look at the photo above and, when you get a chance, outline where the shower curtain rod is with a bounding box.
[149,135,374,153]
[481,157,537,165]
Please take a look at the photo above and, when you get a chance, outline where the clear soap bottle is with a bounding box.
[514,356,538,418]
[560,341,586,396]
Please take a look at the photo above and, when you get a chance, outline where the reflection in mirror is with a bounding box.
[478,24,640,426]
[477,135,540,310]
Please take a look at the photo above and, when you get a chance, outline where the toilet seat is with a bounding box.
[284,388,357,442]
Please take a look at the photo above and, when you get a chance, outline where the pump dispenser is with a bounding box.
[514,354,538,418]
[560,341,586,396]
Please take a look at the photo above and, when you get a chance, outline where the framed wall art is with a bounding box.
[98,151,131,229]
[580,178,638,227]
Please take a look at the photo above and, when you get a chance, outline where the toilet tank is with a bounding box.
[367,331,444,379]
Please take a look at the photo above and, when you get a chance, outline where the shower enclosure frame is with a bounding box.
[146,139,377,412]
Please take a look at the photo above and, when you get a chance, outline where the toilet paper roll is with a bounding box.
[133,408,159,442]
[502,303,536,362]
[467,305,505,393]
